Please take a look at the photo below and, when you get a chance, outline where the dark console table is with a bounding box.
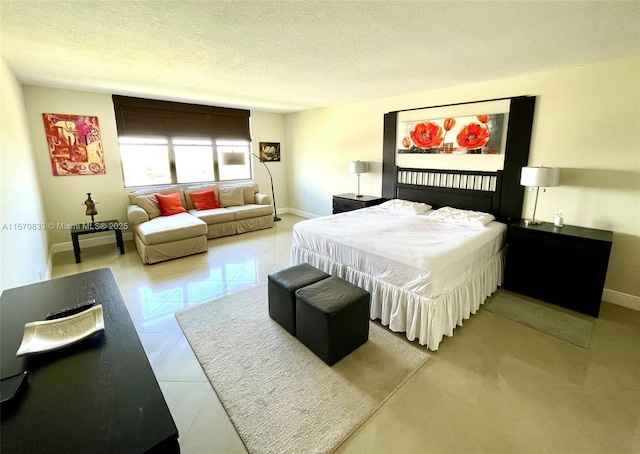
[0,268,179,453]
[332,193,385,214]
[71,219,125,263]
[504,221,613,317]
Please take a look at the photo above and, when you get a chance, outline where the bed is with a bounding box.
[291,97,534,350]
[291,198,507,350]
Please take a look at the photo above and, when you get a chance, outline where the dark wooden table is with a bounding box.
[504,221,613,317]
[0,268,179,453]
[71,219,125,263]
[332,193,385,214]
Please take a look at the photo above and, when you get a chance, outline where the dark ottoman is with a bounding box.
[267,263,330,335]
[295,276,370,366]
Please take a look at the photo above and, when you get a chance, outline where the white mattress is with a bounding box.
[291,207,507,350]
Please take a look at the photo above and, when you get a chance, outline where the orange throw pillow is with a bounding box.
[155,193,187,216]
[189,189,222,211]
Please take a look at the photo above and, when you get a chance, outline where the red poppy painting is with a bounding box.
[398,113,505,155]
[410,121,444,150]
[43,113,105,176]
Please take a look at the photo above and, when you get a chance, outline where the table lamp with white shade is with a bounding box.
[349,160,369,197]
[520,166,560,225]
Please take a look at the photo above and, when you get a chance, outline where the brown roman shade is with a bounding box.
[112,95,251,140]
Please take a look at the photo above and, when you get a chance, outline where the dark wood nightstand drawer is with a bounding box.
[504,221,613,317]
[333,198,362,213]
[332,193,385,214]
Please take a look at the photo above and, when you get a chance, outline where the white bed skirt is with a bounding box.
[291,243,505,351]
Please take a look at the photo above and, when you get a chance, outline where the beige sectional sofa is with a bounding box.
[127,181,274,264]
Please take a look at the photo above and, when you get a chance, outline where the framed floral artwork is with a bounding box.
[259,142,280,162]
[397,113,506,155]
[42,113,105,176]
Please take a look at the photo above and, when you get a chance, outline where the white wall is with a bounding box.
[286,102,385,216]
[286,56,640,299]
[250,110,288,214]
[22,86,126,247]
[0,59,49,291]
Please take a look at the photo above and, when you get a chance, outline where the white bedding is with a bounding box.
[291,206,507,350]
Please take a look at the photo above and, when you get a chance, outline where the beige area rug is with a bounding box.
[176,284,430,454]
[485,290,594,348]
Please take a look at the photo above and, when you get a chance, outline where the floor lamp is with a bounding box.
[251,153,281,221]
[520,166,560,225]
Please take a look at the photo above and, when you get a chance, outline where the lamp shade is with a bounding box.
[520,166,560,188]
[349,160,369,174]
[221,152,246,166]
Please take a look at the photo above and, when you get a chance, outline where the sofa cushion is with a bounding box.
[129,185,185,206]
[219,185,244,207]
[225,204,274,220]
[136,212,207,245]
[135,194,162,219]
[189,189,222,210]
[255,193,272,206]
[156,192,187,216]
[240,182,258,204]
[183,184,220,210]
[188,208,235,224]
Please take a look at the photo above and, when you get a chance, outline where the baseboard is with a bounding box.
[286,208,320,219]
[45,247,54,281]
[51,231,135,254]
[603,289,640,312]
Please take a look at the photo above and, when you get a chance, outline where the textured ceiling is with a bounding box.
[1,1,639,113]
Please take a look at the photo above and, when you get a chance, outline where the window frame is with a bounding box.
[117,136,253,188]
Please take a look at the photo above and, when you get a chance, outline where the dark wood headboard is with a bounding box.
[395,167,502,216]
[382,96,536,223]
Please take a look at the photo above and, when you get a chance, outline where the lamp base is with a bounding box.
[355,194,364,198]
[274,216,281,222]
[524,219,543,226]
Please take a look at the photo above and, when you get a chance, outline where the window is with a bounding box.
[118,137,251,187]
[112,95,252,187]
[217,140,251,181]
[119,138,171,187]
[173,139,215,183]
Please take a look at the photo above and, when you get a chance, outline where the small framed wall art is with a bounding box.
[259,142,281,162]
[43,113,105,176]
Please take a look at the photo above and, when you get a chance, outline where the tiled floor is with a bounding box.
[52,214,640,453]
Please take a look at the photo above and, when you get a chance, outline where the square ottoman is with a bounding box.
[267,263,330,335]
[295,276,371,366]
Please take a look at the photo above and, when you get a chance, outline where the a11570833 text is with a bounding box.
[2,222,128,231]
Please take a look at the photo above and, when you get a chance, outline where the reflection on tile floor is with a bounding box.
[52,214,640,453]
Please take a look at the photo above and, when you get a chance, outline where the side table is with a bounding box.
[332,193,385,214]
[71,219,126,263]
[503,221,613,317]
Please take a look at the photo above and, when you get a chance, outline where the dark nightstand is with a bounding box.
[503,221,613,317]
[332,193,385,214]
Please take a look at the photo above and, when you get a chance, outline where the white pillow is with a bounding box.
[427,206,495,227]
[378,199,432,215]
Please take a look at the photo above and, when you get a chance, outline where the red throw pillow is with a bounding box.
[189,189,222,211]
[155,193,187,216]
